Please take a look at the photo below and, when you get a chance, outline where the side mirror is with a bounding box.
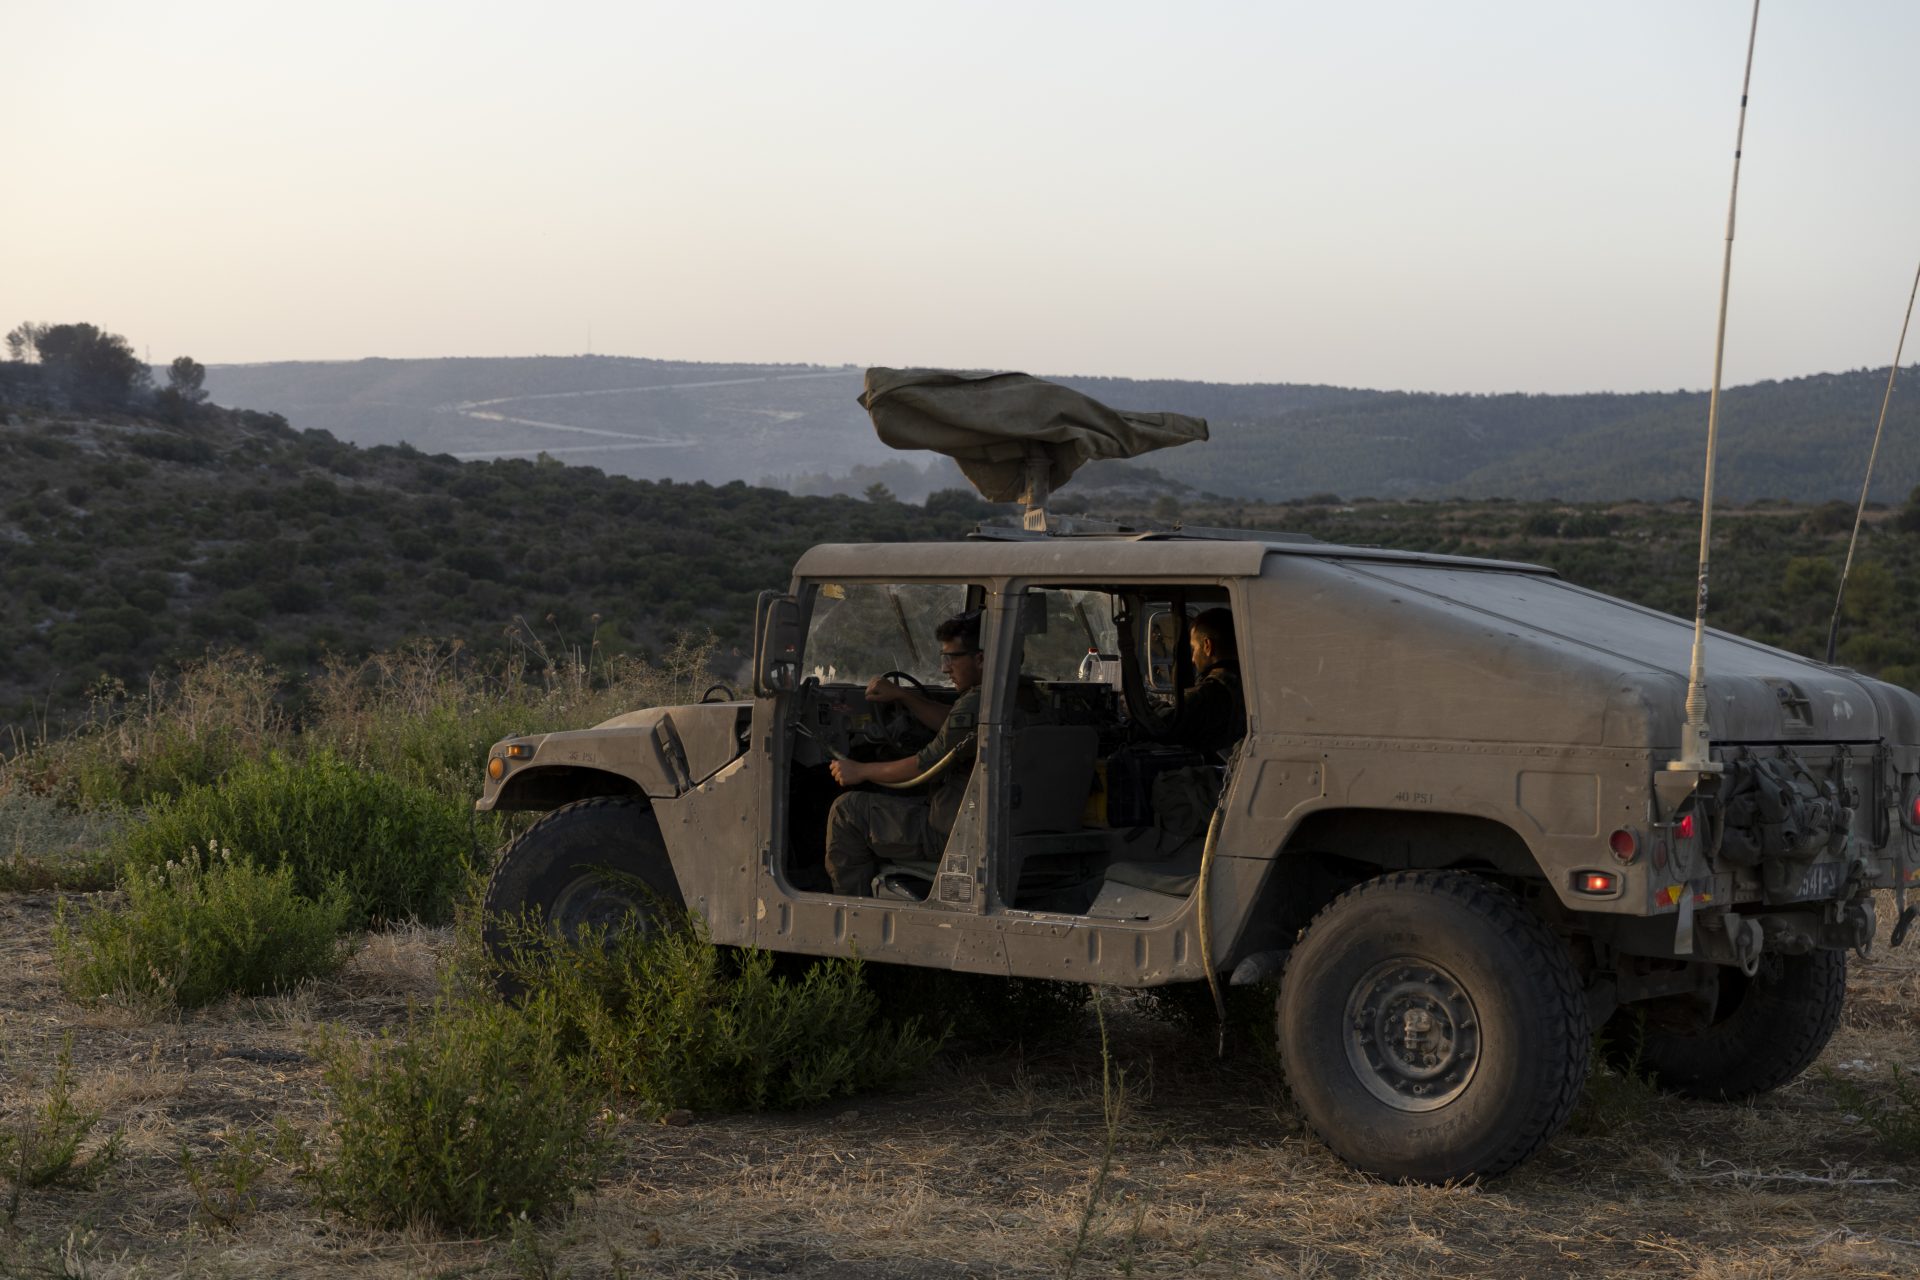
[753,592,803,697]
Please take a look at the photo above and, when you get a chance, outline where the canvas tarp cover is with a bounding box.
[859,368,1210,503]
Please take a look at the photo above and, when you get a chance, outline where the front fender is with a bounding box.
[478,705,748,813]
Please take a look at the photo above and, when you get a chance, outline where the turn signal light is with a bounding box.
[1574,871,1620,895]
[1675,813,1696,840]
[488,743,534,782]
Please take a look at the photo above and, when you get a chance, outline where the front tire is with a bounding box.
[481,796,682,975]
[1606,949,1845,1101]
[1277,871,1589,1182]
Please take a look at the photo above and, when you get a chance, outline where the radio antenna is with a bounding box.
[1824,258,1920,664]
[1673,0,1762,777]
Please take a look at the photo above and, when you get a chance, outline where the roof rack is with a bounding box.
[968,517,1324,545]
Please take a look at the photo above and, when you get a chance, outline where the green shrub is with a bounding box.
[58,727,255,810]
[348,701,535,807]
[179,1127,276,1231]
[498,913,941,1116]
[116,750,473,925]
[305,636,720,810]
[58,850,351,1008]
[1,1036,123,1227]
[304,645,528,804]
[15,655,288,809]
[309,993,610,1233]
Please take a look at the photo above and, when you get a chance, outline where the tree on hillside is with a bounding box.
[157,355,209,424]
[35,323,150,409]
[5,322,48,362]
[167,356,207,402]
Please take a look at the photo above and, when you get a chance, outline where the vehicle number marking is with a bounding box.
[1796,861,1843,900]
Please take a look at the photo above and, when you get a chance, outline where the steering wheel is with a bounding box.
[699,683,737,703]
[869,670,929,752]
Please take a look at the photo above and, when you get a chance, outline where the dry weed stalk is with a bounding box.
[81,653,286,765]
[1064,987,1126,1278]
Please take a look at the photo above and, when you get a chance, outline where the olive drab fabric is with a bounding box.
[914,685,981,837]
[1150,764,1222,857]
[859,368,1210,503]
[825,791,939,897]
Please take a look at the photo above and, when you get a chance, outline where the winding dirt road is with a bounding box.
[441,369,858,461]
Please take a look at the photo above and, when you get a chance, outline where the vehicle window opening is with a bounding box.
[993,583,1243,920]
[779,581,978,898]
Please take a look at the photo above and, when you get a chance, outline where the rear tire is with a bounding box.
[1277,870,1589,1182]
[481,796,682,981]
[1605,949,1845,1101]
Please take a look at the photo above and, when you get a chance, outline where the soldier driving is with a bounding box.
[824,610,987,896]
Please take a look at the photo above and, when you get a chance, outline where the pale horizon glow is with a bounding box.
[7,1,1920,395]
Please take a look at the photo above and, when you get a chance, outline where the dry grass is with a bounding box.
[1,890,1916,1279]
[0,792,121,893]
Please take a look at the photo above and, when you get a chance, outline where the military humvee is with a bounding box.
[476,373,1920,1182]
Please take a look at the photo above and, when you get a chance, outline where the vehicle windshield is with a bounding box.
[805,582,971,686]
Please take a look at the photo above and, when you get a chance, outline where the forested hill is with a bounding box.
[204,356,1920,505]
[0,402,995,726]
[3,394,1918,736]
[1054,368,1920,504]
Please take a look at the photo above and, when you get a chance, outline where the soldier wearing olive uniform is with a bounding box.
[825,612,989,896]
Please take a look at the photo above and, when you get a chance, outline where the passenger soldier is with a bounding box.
[1168,606,1245,762]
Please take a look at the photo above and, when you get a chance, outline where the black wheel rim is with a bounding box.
[548,868,650,941]
[1343,957,1481,1112]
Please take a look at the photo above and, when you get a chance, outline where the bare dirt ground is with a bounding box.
[2,890,1916,1280]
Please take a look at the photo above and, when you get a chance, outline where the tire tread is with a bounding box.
[480,794,652,924]
[1620,947,1846,1101]
[1280,870,1590,1180]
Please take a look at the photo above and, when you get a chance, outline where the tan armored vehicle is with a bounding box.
[477,371,1920,1181]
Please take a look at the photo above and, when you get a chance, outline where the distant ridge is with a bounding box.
[203,357,1920,505]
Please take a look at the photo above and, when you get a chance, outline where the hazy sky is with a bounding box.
[8,1,1920,394]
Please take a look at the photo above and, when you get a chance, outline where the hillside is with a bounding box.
[0,404,996,725]
[2,393,1917,732]
[204,356,1920,505]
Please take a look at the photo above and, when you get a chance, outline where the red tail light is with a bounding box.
[1675,812,1696,840]
[1575,870,1620,895]
[1608,829,1637,858]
